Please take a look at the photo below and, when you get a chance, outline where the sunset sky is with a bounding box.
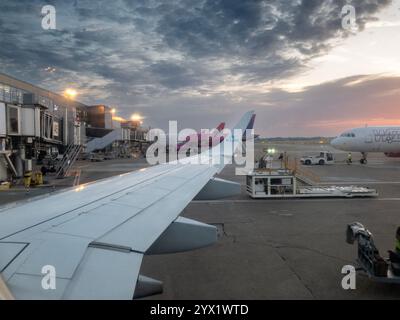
[1,0,400,136]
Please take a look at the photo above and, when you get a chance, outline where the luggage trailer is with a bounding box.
[246,170,378,199]
[346,222,400,284]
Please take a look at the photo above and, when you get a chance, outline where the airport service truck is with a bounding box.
[300,151,334,166]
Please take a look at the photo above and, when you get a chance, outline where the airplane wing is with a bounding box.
[0,111,254,300]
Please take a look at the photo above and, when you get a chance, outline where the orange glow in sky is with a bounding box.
[130,113,143,121]
[112,116,126,122]
[64,88,77,99]
[307,118,400,130]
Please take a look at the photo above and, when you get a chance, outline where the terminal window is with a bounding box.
[7,106,19,134]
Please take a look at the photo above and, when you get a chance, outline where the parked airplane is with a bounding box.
[176,114,257,152]
[0,111,254,300]
[331,126,400,164]
[176,122,225,151]
[177,114,259,151]
[242,114,258,141]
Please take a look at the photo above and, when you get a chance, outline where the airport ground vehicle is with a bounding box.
[89,153,104,162]
[300,151,334,165]
[246,170,377,199]
[346,222,400,284]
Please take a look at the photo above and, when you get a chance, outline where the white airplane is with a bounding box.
[0,111,254,300]
[331,126,400,164]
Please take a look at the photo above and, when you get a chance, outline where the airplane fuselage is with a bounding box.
[331,126,400,154]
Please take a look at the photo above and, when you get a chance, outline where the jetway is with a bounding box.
[85,127,149,156]
[85,129,124,153]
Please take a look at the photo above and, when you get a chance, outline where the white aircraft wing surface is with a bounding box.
[0,111,254,300]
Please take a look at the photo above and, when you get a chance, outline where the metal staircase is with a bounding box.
[84,129,122,154]
[0,151,18,178]
[55,144,82,179]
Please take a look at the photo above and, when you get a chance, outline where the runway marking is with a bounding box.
[192,197,400,204]
[192,199,350,204]
[319,181,400,185]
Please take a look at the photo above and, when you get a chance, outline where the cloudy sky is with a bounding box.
[1,0,400,136]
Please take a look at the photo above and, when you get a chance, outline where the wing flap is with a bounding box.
[16,233,91,278]
[8,273,70,300]
[0,242,27,272]
[62,247,142,300]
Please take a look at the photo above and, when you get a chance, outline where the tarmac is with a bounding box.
[1,141,400,299]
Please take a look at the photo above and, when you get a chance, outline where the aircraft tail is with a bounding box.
[242,114,256,140]
[216,122,225,132]
[210,122,226,144]
[246,114,256,131]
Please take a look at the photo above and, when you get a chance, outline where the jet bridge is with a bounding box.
[246,169,378,199]
[85,129,123,154]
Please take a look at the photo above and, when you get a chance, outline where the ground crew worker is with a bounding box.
[347,153,352,164]
[389,227,400,263]
[278,152,288,168]
[23,170,32,192]
[278,153,284,168]
[258,155,266,169]
[266,154,273,169]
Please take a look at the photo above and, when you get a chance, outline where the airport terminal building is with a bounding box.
[0,73,86,146]
[0,73,148,182]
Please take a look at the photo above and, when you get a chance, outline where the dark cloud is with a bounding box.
[0,0,393,133]
[156,0,391,59]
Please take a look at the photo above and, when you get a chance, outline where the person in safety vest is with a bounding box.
[347,153,352,165]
